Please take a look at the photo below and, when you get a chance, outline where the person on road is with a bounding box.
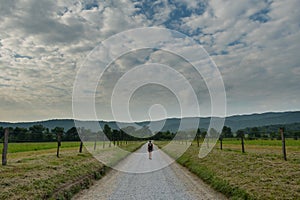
[148,140,153,160]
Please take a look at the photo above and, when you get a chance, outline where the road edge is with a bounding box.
[50,142,145,200]
[156,142,255,200]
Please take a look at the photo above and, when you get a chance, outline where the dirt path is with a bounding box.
[73,144,227,200]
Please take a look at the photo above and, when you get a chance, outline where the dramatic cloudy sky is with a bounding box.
[0,0,299,122]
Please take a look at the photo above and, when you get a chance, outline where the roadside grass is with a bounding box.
[157,139,300,200]
[222,138,300,147]
[0,141,114,153]
[0,141,144,200]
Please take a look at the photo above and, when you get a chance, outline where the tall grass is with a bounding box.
[0,141,144,200]
[157,139,300,199]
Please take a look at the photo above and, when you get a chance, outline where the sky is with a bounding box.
[0,0,300,122]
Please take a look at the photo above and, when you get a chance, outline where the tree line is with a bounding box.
[238,123,300,140]
[0,125,80,142]
[0,124,176,143]
[194,125,299,141]
[1,123,299,143]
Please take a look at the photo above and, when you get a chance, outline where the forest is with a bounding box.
[1,122,300,143]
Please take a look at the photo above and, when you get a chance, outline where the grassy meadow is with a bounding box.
[157,139,300,200]
[0,141,144,200]
[0,141,80,153]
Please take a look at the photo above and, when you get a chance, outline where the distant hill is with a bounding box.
[1,111,300,132]
[224,111,300,131]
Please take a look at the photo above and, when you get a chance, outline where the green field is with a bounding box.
[0,141,80,153]
[0,141,144,200]
[158,139,300,200]
[2,139,299,199]
[221,138,300,146]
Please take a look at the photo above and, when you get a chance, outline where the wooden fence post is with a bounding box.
[78,128,84,153]
[279,127,287,161]
[56,132,61,158]
[119,130,121,146]
[79,141,83,153]
[113,133,116,146]
[196,129,200,147]
[94,140,97,151]
[241,132,245,153]
[2,128,9,166]
[219,136,223,150]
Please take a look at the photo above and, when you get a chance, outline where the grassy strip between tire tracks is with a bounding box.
[156,140,300,200]
[0,141,144,200]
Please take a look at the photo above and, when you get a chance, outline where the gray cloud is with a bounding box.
[0,0,299,122]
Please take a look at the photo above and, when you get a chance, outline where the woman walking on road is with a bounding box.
[148,141,153,160]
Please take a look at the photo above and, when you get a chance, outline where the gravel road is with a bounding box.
[73,143,227,200]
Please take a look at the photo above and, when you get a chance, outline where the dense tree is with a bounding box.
[222,126,233,138]
[112,129,119,145]
[103,124,112,147]
[196,128,201,147]
[270,132,276,140]
[11,127,28,142]
[51,127,64,142]
[201,131,207,138]
[29,125,48,141]
[236,129,245,138]
[120,129,127,144]
[103,124,112,139]
[251,127,261,138]
[293,131,300,140]
[2,121,300,143]
[0,126,4,141]
[44,128,54,141]
[64,127,80,141]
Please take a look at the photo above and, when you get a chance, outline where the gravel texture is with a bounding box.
[74,143,227,200]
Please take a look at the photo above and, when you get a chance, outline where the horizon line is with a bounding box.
[1,110,299,124]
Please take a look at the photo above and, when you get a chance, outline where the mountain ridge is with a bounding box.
[1,111,300,132]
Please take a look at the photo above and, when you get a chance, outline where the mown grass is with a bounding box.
[0,141,115,153]
[157,139,300,200]
[0,141,144,200]
[221,138,300,147]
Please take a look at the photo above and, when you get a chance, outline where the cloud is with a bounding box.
[0,0,299,122]
[173,0,300,113]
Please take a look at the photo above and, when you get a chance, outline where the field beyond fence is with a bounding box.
[157,139,300,200]
[0,141,144,199]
